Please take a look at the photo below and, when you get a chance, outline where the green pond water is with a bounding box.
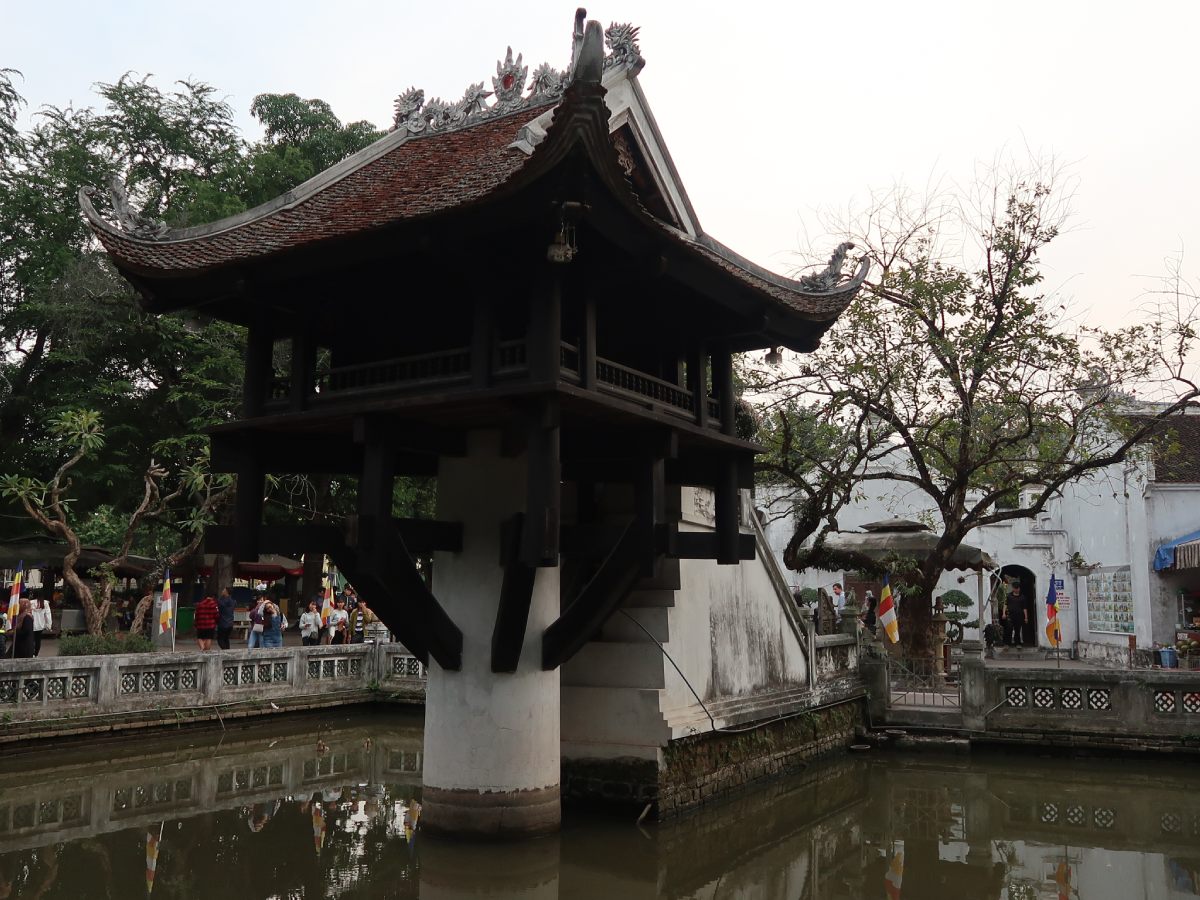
[0,709,1197,898]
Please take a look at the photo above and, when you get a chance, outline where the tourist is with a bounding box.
[341,584,359,611]
[831,583,846,624]
[216,587,235,649]
[349,598,375,644]
[194,594,219,651]
[328,596,349,645]
[28,593,52,656]
[300,600,323,646]
[1007,582,1027,647]
[260,600,286,648]
[0,605,7,658]
[247,594,267,649]
[12,598,35,659]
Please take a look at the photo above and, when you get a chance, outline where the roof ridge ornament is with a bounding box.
[797,242,858,292]
[390,9,643,135]
[81,176,169,241]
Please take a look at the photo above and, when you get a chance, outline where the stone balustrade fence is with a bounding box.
[0,643,426,742]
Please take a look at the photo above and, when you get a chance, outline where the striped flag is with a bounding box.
[158,571,173,635]
[146,822,163,894]
[6,561,22,627]
[320,577,334,628]
[878,575,900,644]
[885,847,904,899]
[1045,573,1062,647]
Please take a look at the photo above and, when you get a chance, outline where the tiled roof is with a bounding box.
[86,109,546,273]
[1126,413,1200,483]
[83,60,865,329]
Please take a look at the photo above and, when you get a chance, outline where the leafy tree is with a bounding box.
[0,410,232,633]
[746,173,1200,656]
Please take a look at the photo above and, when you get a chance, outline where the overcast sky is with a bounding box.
[6,1,1198,327]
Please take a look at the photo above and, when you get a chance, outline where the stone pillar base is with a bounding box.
[422,785,561,839]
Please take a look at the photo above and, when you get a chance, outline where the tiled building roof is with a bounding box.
[1127,413,1200,483]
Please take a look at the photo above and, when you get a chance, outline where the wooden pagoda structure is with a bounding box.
[83,11,866,836]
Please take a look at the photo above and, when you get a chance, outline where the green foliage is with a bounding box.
[58,631,152,655]
[0,71,382,543]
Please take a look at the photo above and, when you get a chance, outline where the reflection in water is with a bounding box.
[0,710,1197,898]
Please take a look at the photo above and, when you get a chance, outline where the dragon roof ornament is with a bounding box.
[81,177,170,241]
[390,9,644,135]
[797,242,860,292]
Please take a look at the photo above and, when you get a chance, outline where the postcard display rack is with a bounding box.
[1086,566,1135,635]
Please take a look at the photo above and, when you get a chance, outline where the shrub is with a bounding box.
[58,632,153,656]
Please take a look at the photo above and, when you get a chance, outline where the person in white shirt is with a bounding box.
[327,596,350,645]
[300,601,323,647]
[30,594,53,656]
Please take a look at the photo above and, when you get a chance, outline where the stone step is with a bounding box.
[634,558,680,592]
[561,641,666,689]
[595,607,670,643]
[622,588,677,608]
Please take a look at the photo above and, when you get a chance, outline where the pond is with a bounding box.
[0,709,1197,898]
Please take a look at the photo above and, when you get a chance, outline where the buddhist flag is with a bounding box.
[885,847,904,899]
[1045,573,1062,647]
[158,571,173,635]
[6,561,22,627]
[1055,860,1072,900]
[878,575,900,644]
[146,822,163,895]
[320,577,334,628]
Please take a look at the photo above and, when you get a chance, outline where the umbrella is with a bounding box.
[822,518,996,572]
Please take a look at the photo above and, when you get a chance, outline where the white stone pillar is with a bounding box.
[422,431,561,837]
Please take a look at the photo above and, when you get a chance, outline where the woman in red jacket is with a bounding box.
[194,595,220,651]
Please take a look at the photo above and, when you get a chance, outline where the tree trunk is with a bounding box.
[206,555,234,597]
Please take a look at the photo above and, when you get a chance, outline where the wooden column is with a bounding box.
[233,449,264,564]
[289,331,316,413]
[356,418,396,551]
[634,453,666,577]
[243,325,274,417]
[527,272,562,384]
[580,289,597,390]
[687,348,709,429]
[470,295,493,389]
[713,349,735,436]
[521,399,561,567]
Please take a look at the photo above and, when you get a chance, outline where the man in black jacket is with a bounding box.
[1007,582,1027,646]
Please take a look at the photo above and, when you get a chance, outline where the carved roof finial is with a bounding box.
[797,242,857,292]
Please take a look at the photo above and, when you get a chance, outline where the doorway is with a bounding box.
[1000,564,1038,647]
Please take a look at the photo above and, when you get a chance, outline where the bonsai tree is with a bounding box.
[937,589,975,643]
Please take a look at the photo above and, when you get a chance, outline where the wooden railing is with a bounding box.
[260,339,727,431]
[595,356,695,417]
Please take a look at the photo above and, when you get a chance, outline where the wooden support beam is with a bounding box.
[211,434,438,477]
[206,518,463,558]
[521,399,561,567]
[666,453,756,490]
[714,456,741,565]
[542,518,649,670]
[243,325,274,418]
[675,531,755,561]
[491,513,537,672]
[686,348,709,428]
[351,418,465,457]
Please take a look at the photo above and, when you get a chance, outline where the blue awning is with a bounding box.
[1153,528,1200,571]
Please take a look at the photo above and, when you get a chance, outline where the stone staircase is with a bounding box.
[560,562,678,761]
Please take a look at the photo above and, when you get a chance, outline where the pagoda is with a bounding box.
[83,10,866,837]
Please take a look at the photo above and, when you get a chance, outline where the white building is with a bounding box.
[758,412,1200,654]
